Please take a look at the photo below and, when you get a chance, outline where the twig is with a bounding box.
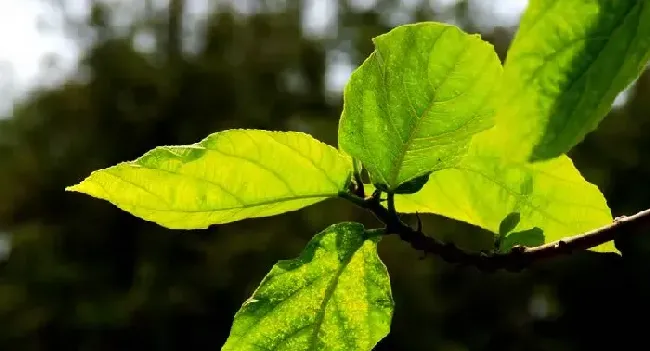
[339,191,650,272]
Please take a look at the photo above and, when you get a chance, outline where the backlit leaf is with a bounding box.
[496,0,650,161]
[338,22,502,191]
[67,129,353,229]
[369,130,616,253]
[222,222,393,351]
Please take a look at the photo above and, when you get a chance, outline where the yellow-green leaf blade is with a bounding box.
[66,129,353,229]
[222,222,393,351]
[497,0,650,161]
[382,130,616,253]
[338,22,502,190]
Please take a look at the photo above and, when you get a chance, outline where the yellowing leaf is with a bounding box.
[67,129,353,229]
[372,130,616,253]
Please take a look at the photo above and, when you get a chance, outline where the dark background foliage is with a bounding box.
[0,1,649,350]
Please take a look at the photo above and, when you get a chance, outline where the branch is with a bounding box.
[339,191,650,272]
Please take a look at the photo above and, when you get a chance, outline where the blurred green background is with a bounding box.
[1,0,649,350]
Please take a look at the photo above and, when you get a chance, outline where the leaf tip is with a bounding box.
[64,178,99,197]
[65,183,83,193]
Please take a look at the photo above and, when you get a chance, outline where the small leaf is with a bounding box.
[66,129,353,229]
[499,227,545,253]
[393,172,431,194]
[373,172,431,195]
[370,130,617,253]
[498,212,521,237]
[338,22,502,191]
[496,0,650,161]
[222,222,393,351]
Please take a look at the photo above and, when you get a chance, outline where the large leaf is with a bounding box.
[222,222,393,351]
[66,129,352,229]
[338,22,502,191]
[496,0,650,161]
[372,129,616,253]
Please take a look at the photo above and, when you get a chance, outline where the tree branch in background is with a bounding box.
[340,191,650,272]
[167,0,184,66]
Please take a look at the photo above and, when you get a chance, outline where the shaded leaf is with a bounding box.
[338,22,502,190]
[496,0,650,161]
[498,212,521,237]
[67,129,353,229]
[499,227,545,253]
[222,222,393,351]
[393,172,431,194]
[374,172,431,195]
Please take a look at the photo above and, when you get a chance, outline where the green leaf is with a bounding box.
[222,222,393,351]
[338,22,502,191]
[372,130,617,253]
[374,172,431,195]
[498,212,521,237]
[392,172,431,195]
[496,0,650,161]
[66,129,353,229]
[499,228,545,253]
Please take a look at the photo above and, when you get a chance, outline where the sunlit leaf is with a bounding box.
[338,22,502,191]
[222,222,393,351]
[496,0,650,161]
[67,129,353,229]
[368,130,617,253]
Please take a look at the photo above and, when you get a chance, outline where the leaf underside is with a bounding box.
[496,0,650,161]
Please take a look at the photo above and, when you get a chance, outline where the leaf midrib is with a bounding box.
[91,173,336,213]
[385,27,450,187]
[308,249,358,349]
[501,1,642,156]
